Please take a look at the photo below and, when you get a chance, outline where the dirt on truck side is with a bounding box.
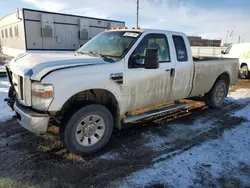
[0,79,250,188]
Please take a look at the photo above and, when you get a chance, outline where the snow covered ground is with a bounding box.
[0,77,249,188]
[110,89,250,188]
[0,65,6,73]
[0,77,14,122]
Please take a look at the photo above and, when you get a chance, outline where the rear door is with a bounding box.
[170,35,194,100]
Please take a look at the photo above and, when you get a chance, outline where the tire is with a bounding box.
[204,80,228,109]
[239,65,249,79]
[61,104,113,156]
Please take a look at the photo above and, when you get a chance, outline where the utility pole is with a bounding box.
[229,29,234,44]
[136,0,139,27]
[238,36,241,43]
[225,30,229,44]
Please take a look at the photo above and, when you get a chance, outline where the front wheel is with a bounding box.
[204,80,228,108]
[61,104,113,156]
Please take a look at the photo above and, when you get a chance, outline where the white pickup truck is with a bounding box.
[5,28,239,155]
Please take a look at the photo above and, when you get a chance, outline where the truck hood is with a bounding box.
[9,52,108,80]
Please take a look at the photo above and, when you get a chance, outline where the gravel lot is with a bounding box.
[0,78,250,188]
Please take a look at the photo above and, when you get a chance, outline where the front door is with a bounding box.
[123,33,175,112]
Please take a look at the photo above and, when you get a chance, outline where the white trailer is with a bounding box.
[0,8,125,57]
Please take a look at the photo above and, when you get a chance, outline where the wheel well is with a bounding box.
[241,63,248,69]
[205,72,230,97]
[60,89,121,129]
[216,72,230,86]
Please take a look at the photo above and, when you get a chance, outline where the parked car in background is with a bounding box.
[221,43,250,78]
[239,57,250,79]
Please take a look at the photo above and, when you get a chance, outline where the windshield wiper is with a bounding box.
[76,51,87,55]
[88,51,105,58]
[89,51,119,62]
[77,51,118,62]
[88,51,100,56]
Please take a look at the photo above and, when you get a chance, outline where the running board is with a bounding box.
[123,103,188,124]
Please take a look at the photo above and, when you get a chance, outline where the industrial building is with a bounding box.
[0,8,125,56]
[188,36,222,47]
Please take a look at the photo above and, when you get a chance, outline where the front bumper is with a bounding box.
[14,102,50,134]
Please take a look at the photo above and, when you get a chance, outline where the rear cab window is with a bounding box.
[172,35,188,62]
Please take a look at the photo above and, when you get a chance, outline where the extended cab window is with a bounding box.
[173,35,188,62]
[130,33,170,67]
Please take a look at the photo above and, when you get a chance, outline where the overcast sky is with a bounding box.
[1,0,250,43]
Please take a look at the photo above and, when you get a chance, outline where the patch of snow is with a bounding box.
[115,123,250,187]
[111,89,250,187]
[142,132,170,151]
[0,133,22,148]
[229,88,250,121]
[0,88,9,92]
[232,104,250,121]
[142,118,216,152]
[227,89,250,103]
[0,80,10,87]
[100,152,119,160]
[0,66,6,71]
[152,148,184,162]
[0,77,14,122]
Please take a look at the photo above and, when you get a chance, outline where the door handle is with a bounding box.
[165,69,170,72]
[170,68,175,77]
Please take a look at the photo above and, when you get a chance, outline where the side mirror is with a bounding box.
[144,48,159,69]
[221,50,225,54]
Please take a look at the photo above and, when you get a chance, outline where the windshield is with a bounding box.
[77,31,140,58]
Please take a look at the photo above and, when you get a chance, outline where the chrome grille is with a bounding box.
[6,66,31,106]
[12,73,19,95]
[19,76,24,100]
[12,73,24,104]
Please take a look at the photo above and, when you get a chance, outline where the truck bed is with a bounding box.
[189,58,239,97]
[193,57,230,61]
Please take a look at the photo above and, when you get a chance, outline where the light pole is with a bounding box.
[238,36,241,43]
[136,0,139,27]
[231,33,234,44]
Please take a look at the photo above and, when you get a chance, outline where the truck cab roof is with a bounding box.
[106,28,186,36]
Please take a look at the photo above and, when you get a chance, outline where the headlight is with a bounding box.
[31,82,54,111]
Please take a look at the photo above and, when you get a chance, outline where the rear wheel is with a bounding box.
[239,65,249,79]
[204,80,228,108]
[61,104,113,156]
